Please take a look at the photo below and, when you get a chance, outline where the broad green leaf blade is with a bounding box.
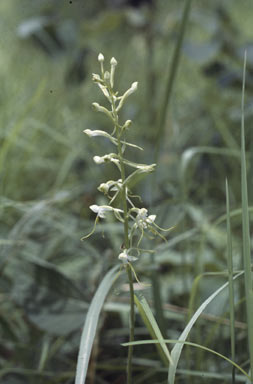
[134,293,173,366]
[75,265,119,384]
[168,272,243,384]
[226,179,236,384]
[241,51,253,382]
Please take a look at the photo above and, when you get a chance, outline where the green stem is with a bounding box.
[111,96,135,383]
[126,265,135,384]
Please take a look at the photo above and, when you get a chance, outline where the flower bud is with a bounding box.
[110,57,117,88]
[131,82,138,92]
[98,53,104,62]
[116,81,138,112]
[104,71,110,81]
[124,120,132,129]
[92,73,101,82]
[110,57,117,67]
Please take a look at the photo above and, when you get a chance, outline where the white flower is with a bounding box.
[84,129,109,138]
[93,155,105,164]
[98,179,121,194]
[135,208,156,229]
[89,204,123,219]
[93,154,119,166]
[118,249,138,264]
[84,129,99,137]
[116,82,138,112]
[92,103,113,121]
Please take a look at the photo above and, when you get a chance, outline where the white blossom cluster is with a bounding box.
[82,54,172,265]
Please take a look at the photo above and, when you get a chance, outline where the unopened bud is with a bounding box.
[124,120,132,129]
[110,57,118,88]
[110,57,117,67]
[92,73,101,82]
[98,53,104,62]
[116,81,138,112]
[92,102,101,111]
[131,81,138,92]
[104,71,110,81]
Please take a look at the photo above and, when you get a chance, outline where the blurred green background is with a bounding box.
[1,0,253,383]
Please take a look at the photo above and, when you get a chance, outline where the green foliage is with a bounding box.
[2,0,253,383]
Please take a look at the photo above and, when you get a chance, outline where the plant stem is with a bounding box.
[126,265,135,384]
[112,98,135,383]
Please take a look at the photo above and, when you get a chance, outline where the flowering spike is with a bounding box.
[82,53,173,269]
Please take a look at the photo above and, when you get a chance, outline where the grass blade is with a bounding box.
[226,179,236,383]
[168,272,243,384]
[75,265,120,384]
[134,293,173,366]
[241,51,253,382]
[123,339,250,380]
[155,0,192,159]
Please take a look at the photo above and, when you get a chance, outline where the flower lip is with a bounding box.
[93,155,104,164]
[89,204,123,219]
[118,249,138,264]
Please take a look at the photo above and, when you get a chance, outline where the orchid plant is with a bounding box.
[82,53,172,383]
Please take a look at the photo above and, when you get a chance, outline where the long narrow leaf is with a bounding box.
[123,339,250,380]
[75,265,119,384]
[168,272,243,384]
[226,179,236,383]
[134,293,173,366]
[155,0,192,158]
[241,52,253,382]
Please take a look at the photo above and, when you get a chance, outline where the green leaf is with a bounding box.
[241,51,253,382]
[75,265,120,384]
[226,179,236,383]
[134,293,173,366]
[11,255,89,335]
[168,272,243,383]
[123,339,250,380]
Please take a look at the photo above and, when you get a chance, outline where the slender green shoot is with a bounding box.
[240,51,253,383]
[155,0,193,159]
[225,179,236,383]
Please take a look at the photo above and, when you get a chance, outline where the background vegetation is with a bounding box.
[1,0,253,383]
